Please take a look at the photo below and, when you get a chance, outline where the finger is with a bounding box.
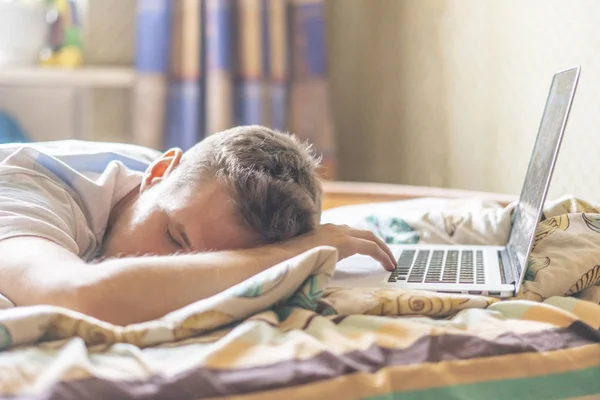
[354,238,396,271]
[349,229,397,267]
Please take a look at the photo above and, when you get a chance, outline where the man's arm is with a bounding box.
[0,236,300,325]
[0,225,395,326]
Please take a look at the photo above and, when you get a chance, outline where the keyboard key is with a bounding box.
[395,249,488,286]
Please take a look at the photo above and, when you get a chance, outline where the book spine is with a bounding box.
[164,0,204,150]
[133,0,172,150]
[234,0,264,126]
[267,0,288,131]
[260,0,271,127]
[135,0,172,73]
[288,0,336,179]
[289,0,326,79]
[205,0,234,134]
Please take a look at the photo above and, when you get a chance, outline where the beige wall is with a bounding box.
[327,0,600,201]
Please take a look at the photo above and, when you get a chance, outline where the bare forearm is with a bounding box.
[2,224,394,326]
[78,242,303,325]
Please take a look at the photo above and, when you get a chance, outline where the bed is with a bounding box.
[321,180,518,210]
[0,180,599,400]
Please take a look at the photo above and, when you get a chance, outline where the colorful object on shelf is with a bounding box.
[40,0,84,67]
[0,112,30,144]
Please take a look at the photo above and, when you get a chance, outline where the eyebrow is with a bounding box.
[174,221,192,249]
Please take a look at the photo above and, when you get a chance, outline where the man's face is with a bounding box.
[100,177,261,259]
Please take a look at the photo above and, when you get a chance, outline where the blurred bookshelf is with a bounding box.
[0,67,136,88]
[0,66,135,145]
[0,0,137,144]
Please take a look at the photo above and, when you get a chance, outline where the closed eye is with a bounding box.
[166,227,183,249]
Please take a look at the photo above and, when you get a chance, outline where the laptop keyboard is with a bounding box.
[388,250,486,284]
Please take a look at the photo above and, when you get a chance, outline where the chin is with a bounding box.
[98,239,127,259]
[96,247,117,260]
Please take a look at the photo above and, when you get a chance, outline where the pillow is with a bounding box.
[0,139,163,165]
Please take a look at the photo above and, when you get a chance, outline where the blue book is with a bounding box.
[266,0,288,131]
[135,0,173,73]
[288,0,336,178]
[164,0,204,150]
[270,82,287,131]
[205,0,234,133]
[165,82,202,150]
[132,0,172,150]
[206,0,233,72]
[290,0,326,79]
[233,0,264,126]
[235,81,263,126]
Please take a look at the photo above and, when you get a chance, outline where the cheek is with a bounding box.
[102,208,172,257]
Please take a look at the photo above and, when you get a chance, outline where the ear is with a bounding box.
[140,148,183,192]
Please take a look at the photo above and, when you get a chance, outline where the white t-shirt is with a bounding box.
[0,140,161,308]
[0,141,162,260]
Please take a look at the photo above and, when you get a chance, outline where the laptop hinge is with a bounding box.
[498,249,516,285]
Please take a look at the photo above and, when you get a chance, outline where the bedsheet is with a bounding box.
[0,196,599,399]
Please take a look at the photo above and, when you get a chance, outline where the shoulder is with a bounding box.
[0,147,81,207]
[0,159,90,257]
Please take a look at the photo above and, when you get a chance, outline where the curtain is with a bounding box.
[134,0,336,179]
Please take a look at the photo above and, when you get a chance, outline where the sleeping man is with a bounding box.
[0,126,395,325]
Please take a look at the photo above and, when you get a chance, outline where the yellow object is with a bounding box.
[40,46,83,68]
[40,53,59,66]
[56,46,83,67]
[53,0,69,16]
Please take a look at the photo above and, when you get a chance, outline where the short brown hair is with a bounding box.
[173,126,322,243]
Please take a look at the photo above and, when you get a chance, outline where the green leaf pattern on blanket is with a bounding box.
[0,325,11,350]
[276,275,324,320]
[525,258,536,281]
[237,281,263,298]
[317,304,337,316]
[365,215,419,244]
[232,263,289,298]
[582,213,600,234]
[525,257,551,281]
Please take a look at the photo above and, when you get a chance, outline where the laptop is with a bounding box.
[332,66,581,297]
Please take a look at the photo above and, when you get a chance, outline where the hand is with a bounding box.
[288,224,397,271]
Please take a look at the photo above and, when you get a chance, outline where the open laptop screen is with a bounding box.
[506,66,579,291]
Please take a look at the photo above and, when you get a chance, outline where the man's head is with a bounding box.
[100,126,323,258]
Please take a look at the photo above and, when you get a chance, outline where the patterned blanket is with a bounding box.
[1,196,599,399]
